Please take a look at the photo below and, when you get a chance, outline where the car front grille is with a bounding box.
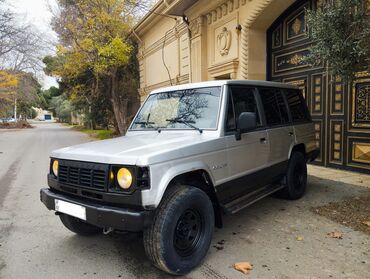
[57,160,108,191]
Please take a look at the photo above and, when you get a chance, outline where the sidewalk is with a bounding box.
[308,164,370,188]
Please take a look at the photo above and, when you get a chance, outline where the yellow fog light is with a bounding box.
[116,168,132,189]
[52,160,59,177]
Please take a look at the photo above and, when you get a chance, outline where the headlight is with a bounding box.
[116,168,132,189]
[52,160,59,177]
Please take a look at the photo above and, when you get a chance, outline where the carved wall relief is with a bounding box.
[217,27,232,56]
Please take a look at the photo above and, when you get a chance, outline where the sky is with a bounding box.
[10,0,58,89]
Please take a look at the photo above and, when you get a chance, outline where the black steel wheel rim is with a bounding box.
[174,208,203,257]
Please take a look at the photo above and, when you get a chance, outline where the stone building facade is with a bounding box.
[134,0,370,173]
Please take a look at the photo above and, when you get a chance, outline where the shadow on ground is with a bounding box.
[56,175,370,278]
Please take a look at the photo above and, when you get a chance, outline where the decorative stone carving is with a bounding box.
[241,0,274,79]
[206,0,248,25]
[212,10,217,22]
[138,45,145,59]
[173,27,180,39]
[217,27,232,56]
[222,4,228,16]
[206,14,212,25]
[228,0,234,13]
[208,59,239,79]
[189,17,205,37]
[217,7,222,19]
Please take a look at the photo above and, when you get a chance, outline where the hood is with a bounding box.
[51,131,219,165]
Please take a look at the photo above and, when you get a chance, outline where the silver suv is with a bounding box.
[40,80,319,275]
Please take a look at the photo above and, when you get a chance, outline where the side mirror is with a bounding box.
[238,112,257,133]
[235,112,257,141]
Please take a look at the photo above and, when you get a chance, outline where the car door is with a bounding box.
[258,87,295,181]
[217,85,269,203]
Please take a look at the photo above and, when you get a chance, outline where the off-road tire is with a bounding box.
[279,151,307,200]
[59,214,102,236]
[143,185,214,275]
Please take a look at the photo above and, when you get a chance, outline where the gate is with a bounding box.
[267,0,370,173]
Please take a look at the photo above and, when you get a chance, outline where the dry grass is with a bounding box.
[0,120,34,129]
[312,192,370,235]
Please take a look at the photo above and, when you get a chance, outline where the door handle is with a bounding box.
[288,132,294,136]
[260,137,267,144]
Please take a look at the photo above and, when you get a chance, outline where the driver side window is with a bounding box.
[226,86,261,132]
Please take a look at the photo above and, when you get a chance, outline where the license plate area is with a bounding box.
[55,199,86,220]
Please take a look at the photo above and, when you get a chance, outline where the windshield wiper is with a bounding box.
[166,118,203,134]
[133,113,156,128]
[133,121,156,129]
[134,113,156,128]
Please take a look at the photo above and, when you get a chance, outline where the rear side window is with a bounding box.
[259,88,289,126]
[284,89,310,123]
[275,90,289,123]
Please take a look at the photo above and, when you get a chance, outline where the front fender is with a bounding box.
[141,161,215,208]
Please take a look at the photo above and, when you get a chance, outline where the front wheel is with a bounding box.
[59,214,102,236]
[280,152,307,200]
[143,185,214,275]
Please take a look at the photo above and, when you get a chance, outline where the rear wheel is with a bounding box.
[59,214,102,236]
[143,185,214,275]
[280,152,307,200]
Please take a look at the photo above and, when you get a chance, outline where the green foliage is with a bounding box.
[9,72,46,119]
[71,126,116,140]
[49,94,73,123]
[49,0,135,81]
[96,37,132,73]
[44,0,144,133]
[31,107,37,119]
[42,56,66,77]
[306,0,370,81]
[40,86,62,110]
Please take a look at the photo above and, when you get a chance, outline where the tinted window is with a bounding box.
[259,88,282,126]
[275,90,290,123]
[284,89,309,123]
[226,86,261,131]
[225,92,236,131]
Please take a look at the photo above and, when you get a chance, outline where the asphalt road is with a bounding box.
[0,123,369,279]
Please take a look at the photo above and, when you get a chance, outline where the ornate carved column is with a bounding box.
[189,16,207,82]
[241,0,272,79]
[137,44,147,101]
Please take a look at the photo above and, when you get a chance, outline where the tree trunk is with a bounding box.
[110,70,130,135]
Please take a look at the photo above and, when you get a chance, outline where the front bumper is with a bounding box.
[40,188,154,232]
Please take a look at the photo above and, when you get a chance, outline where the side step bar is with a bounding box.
[221,184,285,215]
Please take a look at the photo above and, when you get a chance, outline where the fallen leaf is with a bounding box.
[296,236,304,241]
[362,221,370,227]
[327,231,343,239]
[233,262,253,275]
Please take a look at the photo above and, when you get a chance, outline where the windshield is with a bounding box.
[130,87,221,131]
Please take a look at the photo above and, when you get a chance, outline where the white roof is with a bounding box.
[150,80,298,94]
